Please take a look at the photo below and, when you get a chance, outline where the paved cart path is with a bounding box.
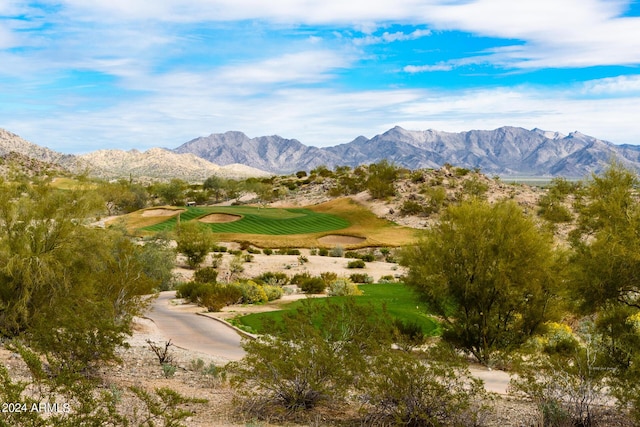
[145,291,510,393]
[144,291,245,361]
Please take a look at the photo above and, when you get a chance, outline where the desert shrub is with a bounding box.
[238,240,252,250]
[318,248,329,256]
[236,281,268,304]
[379,275,395,283]
[461,177,489,197]
[393,319,427,351]
[400,200,424,216]
[345,251,360,258]
[296,170,307,178]
[309,248,318,255]
[243,254,254,262]
[246,247,261,254]
[297,255,308,264]
[299,277,326,294]
[263,285,284,301]
[319,271,338,285]
[349,273,373,284]
[327,278,362,296]
[211,245,227,253]
[200,284,243,311]
[538,197,573,223]
[210,252,224,268]
[509,323,616,427]
[262,248,273,255]
[228,249,242,255]
[232,298,394,418]
[176,281,211,302]
[193,267,218,284]
[360,253,375,262]
[411,170,426,183]
[329,245,344,257]
[360,350,489,426]
[256,271,290,286]
[347,259,366,269]
[455,167,471,176]
[290,272,311,285]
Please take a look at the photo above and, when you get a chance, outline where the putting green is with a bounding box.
[141,206,350,235]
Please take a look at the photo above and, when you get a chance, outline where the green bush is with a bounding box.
[237,281,268,304]
[299,277,326,294]
[200,284,243,312]
[345,251,360,258]
[193,267,218,284]
[329,245,344,257]
[320,271,338,285]
[318,248,329,256]
[327,278,362,296]
[176,281,211,302]
[256,271,290,286]
[400,200,424,216]
[360,254,375,262]
[347,259,366,269]
[360,351,488,426]
[263,285,284,301]
[262,248,273,255]
[349,273,373,283]
[290,272,311,285]
[210,253,224,268]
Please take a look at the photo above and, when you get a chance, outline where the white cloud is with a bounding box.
[32,0,639,70]
[215,50,350,86]
[403,63,452,73]
[581,75,640,96]
[7,74,640,154]
[355,28,432,46]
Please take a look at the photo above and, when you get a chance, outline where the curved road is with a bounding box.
[145,291,510,393]
[144,291,245,361]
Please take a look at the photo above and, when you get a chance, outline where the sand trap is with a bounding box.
[317,234,366,245]
[141,208,185,217]
[199,213,242,223]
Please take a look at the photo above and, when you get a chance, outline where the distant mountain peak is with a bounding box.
[174,127,640,177]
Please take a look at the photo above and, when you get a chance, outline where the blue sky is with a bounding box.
[1,0,640,153]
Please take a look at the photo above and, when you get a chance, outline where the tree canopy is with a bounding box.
[401,198,564,364]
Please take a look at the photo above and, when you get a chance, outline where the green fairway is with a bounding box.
[141,206,350,235]
[233,282,440,336]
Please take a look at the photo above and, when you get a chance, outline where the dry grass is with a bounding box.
[108,206,184,230]
[50,177,97,190]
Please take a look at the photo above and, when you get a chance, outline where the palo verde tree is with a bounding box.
[401,198,565,365]
[175,220,215,269]
[0,179,158,376]
[569,161,640,421]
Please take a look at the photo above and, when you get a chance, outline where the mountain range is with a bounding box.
[2,126,640,180]
[175,126,640,177]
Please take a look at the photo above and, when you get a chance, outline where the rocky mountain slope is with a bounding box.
[77,148,270,181]
[0,128,270,181]
[175,127,640,177]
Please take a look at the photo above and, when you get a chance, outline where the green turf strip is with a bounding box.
[141,206,350,235]
[234,282,440,336]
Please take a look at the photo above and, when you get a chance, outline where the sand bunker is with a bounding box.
[199,213,242,223]
[141,208,185,217]
[318,235,366,245]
